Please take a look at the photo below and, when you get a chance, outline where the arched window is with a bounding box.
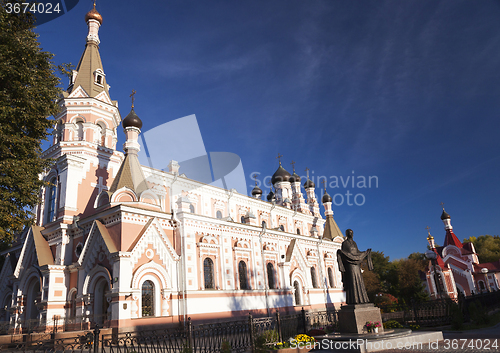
[240,216,246,224]
[293,280,301,305]
[97,122,106,146]
[216,210,222,219]
[261,221,267,228]
[311,267,318,288]
[267,263,275,289]
[76,121,84,141]
[204,258,214,289]
[297,228,301,235]
[279,225,285,231]
[239,261,248,289]
[46,178,56,223]
[328,267,334,288]
[189,204,195,213]
[69,291,77,319]
[141,280,154,317]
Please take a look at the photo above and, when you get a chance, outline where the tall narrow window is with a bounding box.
[267,263,275,289]
[239,261,248,289]
[204,258,214,289]
[141,280,154,317]
[311,267,318,288]
[46,178,56,223]
[189,204,195,213]
[76,121,84,141]
[240,216,246,224]
[297,228,301,235]
[328,267,335,288]
[262,221,267,228]
[293,280,301,305]
[216,210,222,219]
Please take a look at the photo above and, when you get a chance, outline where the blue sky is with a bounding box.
[37,0,500,261]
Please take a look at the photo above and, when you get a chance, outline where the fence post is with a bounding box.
[187,317,193,352]
[276,311,282,343]
[248,314,254,353]
[411,299,419,326]
[301,307,306,334]
[93,324,100,353]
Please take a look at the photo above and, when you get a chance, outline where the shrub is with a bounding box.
[220,340,231,353]
[383,320,403,329]
[469,301,490,325]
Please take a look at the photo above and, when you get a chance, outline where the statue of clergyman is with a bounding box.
[337,229,373,304]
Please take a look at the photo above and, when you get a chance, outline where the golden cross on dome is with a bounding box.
[290,160,296,172]
[440,202,445,210]
[426,226,431,234]
[276,153,283,165]
[305,167,310,179]
[252,173,258,186]
[130,90,136,108]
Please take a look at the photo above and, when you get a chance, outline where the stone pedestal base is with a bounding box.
[338,303,383,334]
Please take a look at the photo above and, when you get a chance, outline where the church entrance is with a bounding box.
[25,279,40,331]
[93,278,109,325]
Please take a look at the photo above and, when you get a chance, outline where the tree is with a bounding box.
[463,235,500,263]
[0,1,60,243]
[395,258,428,304]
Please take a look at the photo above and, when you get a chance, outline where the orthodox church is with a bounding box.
[424,208,500,300]
[0,7,346,332]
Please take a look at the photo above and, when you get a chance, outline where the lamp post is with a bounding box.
[425,250,441,299]
[481,268,490,293]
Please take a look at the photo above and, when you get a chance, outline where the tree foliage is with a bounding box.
[463,235,500,263]
[0,1,60,243]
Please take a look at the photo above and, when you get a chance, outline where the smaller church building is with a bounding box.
[424,208,500,299]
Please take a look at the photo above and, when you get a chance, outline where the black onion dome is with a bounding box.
[303,178,315,189]
[267,190,274,201]
[441,210,451,220]
[122,108,143,129]
[251,186,263,196]
[271,164,291,184]
[292,172,301,182]
[322,192,332,203]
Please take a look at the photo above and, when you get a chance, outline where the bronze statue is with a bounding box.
[337,229,373,304]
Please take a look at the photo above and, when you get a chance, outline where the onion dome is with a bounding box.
[267,190,275,201]
[427,234,434,241]
[441,209,451,220]
[303,178,315,189]
[322,191,332,203]
[85,5,102,25]
[289,172,301,183]
[122,108,143,130]
[271,164,291,184]
[251,185,263,196]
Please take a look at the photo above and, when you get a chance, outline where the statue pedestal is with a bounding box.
[338,303,383,334]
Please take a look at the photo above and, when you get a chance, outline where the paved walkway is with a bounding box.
[376,324,500,353]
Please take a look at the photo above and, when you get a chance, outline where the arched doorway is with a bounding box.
[93,278,109,325]
[26,279,40,330]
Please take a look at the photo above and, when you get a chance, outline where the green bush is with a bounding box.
[383,320,403,329]
[220,340,231,353]
[255,330,279,353]
[469,301,490,326]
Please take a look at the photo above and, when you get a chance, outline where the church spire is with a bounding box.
[68,2,109,99]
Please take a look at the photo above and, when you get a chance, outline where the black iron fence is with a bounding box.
[0,308,337,353]
[378,290,500,327]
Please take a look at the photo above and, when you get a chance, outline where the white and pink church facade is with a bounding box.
[0,7,347,332]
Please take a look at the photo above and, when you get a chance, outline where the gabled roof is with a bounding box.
[474,260,500,273]
[443,229,463,248]
[32,226,54,266]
